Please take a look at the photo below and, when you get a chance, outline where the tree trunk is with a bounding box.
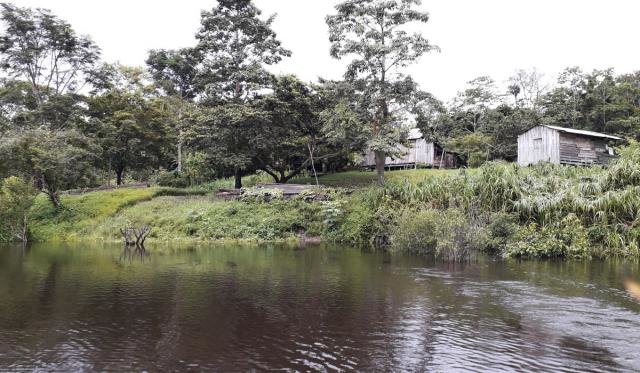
[374,150,386,186]
[234,168,242,189]
[177,128,183,173]
[177,107,184,173]
[39,175,62,209]
[47,190,62,209]
[106,159,112,187]
[116,168,124,186]
[308,143,319,186]
[20,215,28,243]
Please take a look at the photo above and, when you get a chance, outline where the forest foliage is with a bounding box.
[2,1,639,199]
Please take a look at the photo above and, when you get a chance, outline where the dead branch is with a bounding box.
[120,225,151,247]
[133,225,151,247]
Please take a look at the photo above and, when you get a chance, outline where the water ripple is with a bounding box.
[1,244,639,371]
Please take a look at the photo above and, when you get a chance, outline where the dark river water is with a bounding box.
[1,243,639,372]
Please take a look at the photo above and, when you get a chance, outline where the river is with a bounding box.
[1,243,639,371]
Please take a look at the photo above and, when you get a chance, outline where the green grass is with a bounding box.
[16,168,490,244]
[91,195,318,242]
[294,168,464,187]
[194,168,461,189]
[29,187,207,241]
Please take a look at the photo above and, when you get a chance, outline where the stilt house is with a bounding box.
[363,129,460,169]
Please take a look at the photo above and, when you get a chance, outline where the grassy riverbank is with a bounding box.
[6,142,640,260]
[22,168,459,243]
[27,187,207,241]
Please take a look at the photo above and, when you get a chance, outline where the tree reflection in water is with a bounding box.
[119,244,150,264]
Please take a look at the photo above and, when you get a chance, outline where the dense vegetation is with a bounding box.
[352,142,640,259]
[6,141,637,260]
[1,0,639,259]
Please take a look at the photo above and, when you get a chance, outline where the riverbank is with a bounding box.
[21,169,461,244]
[26,187,208,242]
[5,142,640,259]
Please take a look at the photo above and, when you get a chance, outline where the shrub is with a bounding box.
[503,214,590,259]
[0,176,38,242]
[480,212,519,253]
[389,208,438,255]
[600,140,640,190]
[333,198,395,247]
[155,170,190,188]
[321,200,345,231]
[390,208,477,260]
[239,188,284,203]
[183,152,215,186]
[474,162,522,211]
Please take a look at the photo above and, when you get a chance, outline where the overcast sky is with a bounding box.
[10,0,640,101]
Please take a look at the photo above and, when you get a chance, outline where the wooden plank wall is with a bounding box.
[363,150,376,166]
[559,134,610,166]
[362,139,438,167]
[416,140,434,165]
[385,141,415,165]
[517,126,560,166]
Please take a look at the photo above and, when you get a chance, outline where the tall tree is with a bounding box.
[146,48,201,172]
[327,0,438,185]
[0,3,104,208]
[86,65,171,185]
[0,78,36,132]
[195,0,291,188]
[507,68,548,113]
[194,104,267,184]
[606,71,640,139]
[482,104,538,161]
[583,68,616,133]
[450,76,499,133]
[254,75,341,184]
[0,129,99,208]
[0,176,36,243]
[507,84,520,107]
[0,3,100,129]
[541,67,587,128]
[412,91,447,142]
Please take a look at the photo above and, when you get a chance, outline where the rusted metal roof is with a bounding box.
[543,125,622,140]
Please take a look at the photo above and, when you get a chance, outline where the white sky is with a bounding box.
[9,0,640,101]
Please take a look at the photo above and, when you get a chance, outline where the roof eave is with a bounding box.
[541,125,623,141]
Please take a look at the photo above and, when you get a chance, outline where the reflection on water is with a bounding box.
[119,245,150,264]
[0,243,639,371]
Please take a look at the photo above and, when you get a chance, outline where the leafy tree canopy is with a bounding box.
[327,0,438,184]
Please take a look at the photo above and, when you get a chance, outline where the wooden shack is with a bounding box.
[363,128,460,169]
[517,125,621,166]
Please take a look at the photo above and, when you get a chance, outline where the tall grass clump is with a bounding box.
[389,208,482,261]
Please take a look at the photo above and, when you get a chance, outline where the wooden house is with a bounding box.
[363,128,460,169]
[517,125,622,166]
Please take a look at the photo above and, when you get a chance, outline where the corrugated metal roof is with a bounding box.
[408,128,423,140]
[543,125,622,140]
